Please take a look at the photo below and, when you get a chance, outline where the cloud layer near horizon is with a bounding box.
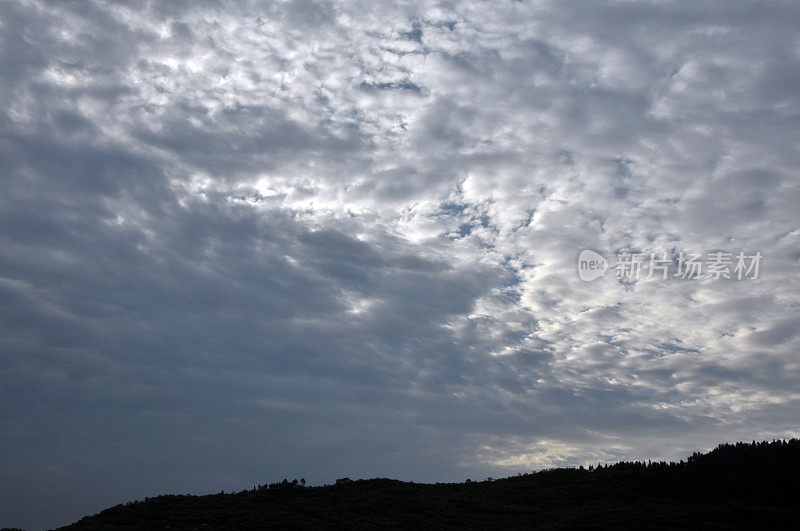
[2,1,800,528]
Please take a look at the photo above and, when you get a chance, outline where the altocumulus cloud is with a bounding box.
[2,0,800,528]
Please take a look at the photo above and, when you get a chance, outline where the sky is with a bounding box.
[1,0,800,528]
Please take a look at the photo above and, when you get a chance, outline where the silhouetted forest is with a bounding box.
[55,439,800,530]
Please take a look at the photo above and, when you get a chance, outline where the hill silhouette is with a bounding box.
[55,439,800,530]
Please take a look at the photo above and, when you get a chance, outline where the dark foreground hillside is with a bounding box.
[57,439,800,530]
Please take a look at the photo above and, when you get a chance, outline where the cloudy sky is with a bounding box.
[2,0,800,528]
